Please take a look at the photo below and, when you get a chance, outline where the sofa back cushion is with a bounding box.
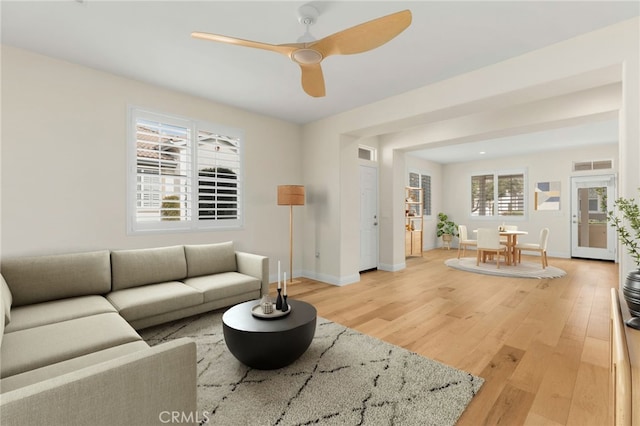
[111,245,187,291]
[0,251,112,307]
[184,242,237,278]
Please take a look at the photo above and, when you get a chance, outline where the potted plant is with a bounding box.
[607,194,640,329]
[436,213,458,249]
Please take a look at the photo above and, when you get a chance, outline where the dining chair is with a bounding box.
[515,228,549,268]
[457,225,477,259]
[476,228,508,268]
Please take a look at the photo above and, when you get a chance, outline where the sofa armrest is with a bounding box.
[236,251,269,297]
[1,338,197,426]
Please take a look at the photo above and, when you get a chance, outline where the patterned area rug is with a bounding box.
[445,257,567,279]
[140,309,483,425]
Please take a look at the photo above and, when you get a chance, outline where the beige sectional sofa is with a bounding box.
[0,241,268,425]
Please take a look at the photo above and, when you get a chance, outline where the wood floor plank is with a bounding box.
[508,340,555,394]
[524,411,565,426]
[566,363,609,426]
[457,345,526,425]
[274,249,617,425]
[484,384,537,426]
[527,336,583,425]
[581,336,609,368]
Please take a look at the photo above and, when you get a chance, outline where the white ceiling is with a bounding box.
[2,0,638,126]
[407,118,619,164]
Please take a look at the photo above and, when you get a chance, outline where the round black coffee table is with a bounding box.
[222,299,317,369]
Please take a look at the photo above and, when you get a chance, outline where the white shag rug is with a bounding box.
[445,257,566,279]
[140,309,484,426]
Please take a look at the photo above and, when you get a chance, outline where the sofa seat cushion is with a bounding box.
[183,272,260,303]
[106,282,203,322]
[0,341,149,394]
[0,313,142,379]
[111,246,187,291]
[4,296,117,334]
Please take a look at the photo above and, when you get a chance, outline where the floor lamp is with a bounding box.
[278,185,305,285]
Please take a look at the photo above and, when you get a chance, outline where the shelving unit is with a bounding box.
[405,186,424,257]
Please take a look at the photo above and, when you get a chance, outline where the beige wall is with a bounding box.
[301,17,639,284]
[436,142,617,258]
[1,46,303,283]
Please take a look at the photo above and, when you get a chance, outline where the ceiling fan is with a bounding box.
[191,6,412,98]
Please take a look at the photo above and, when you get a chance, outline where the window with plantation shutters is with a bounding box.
[128,108,243,233]
[197,129,240,221]
[471,170,525,217]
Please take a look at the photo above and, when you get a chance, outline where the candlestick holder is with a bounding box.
[275,288,283,310]
[281,295,289,312]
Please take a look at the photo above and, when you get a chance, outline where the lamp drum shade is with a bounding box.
[278,185,305,206]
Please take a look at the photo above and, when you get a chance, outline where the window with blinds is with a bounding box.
[472,174,494,216]
[497,174,524,216]
[471,171,525,217]
[129,108,243,233]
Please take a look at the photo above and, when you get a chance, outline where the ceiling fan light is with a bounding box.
[291,48,323,65]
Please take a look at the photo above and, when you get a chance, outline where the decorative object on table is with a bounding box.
[607,192,640,329]
[250,303,292,319]
[278,185,305,285]
[535,181,561,210]
[281,272,289,312]
[260,295,273,314]
[436,212,458,250]
[276,260,283,310]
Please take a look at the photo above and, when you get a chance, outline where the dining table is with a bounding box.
[474,229,528,266]
[499,229,528,265]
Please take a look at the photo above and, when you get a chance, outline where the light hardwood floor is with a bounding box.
[272,249,617,425]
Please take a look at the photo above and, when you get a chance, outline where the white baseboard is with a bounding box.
[378,262,406,272]
[302,270,360,286]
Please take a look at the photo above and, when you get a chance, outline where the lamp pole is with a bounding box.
[289,203,294,285]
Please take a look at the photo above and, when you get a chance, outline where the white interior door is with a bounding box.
[360,165,378,271]
[571,174,616,261]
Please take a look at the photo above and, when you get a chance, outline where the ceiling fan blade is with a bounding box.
[311,9,412,57]
[191,32,297,57]
[299,63,326,97]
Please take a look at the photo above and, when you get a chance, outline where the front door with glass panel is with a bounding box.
[570,175,616,261]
